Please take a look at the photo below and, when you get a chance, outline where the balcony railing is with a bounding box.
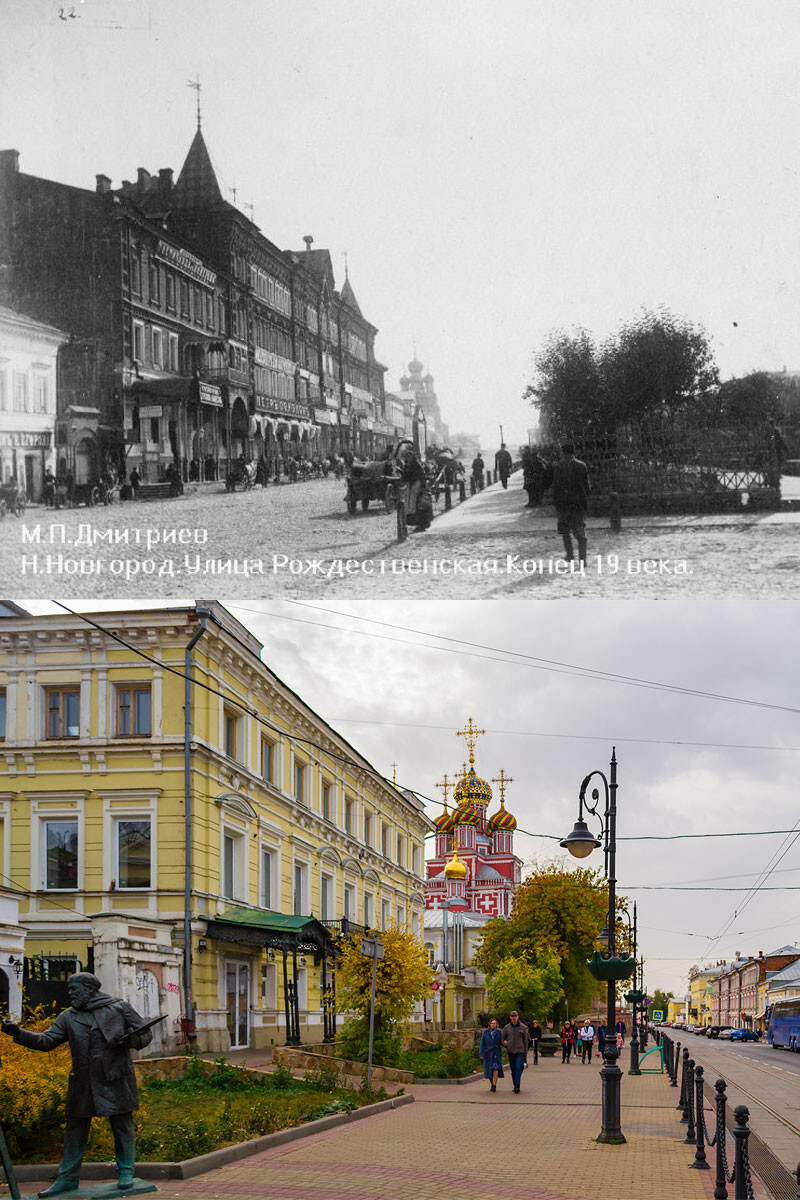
[322,918,367,940]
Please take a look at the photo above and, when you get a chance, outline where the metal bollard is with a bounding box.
[459,480,466,503]
[485,470,491,489]
[609,490,622,532]
[396,497,407,542]
[444,484,452,511]
[470,477,476,496]
[684,1058,697,1142]
[732,1106,751,1200]
[690,1065,710,1169]
[715,1079,729,1200]
[678,1045,687,1114]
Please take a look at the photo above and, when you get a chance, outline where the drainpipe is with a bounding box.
[183,606,210,1041]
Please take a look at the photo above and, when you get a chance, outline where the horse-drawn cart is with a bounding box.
[345,460,401,513]
[225,459,257,492]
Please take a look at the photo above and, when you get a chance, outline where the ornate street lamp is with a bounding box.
[560,749,633,1145]
[622,904,641,1076]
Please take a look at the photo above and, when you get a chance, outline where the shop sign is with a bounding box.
[0,430,52,449]
[266,398,312,420]
[138,405,163,419]
[254,346,296,374]
[313,408,334,425]
[198,382,223,407]
[156,239,216,286]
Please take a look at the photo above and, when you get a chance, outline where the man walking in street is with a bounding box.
[495,443,513,489]
[471,452,485,492]
[529,1015,542,1065]
[502,1011,530,1094]
[552,442,590,566]
[580,1019,595,1063]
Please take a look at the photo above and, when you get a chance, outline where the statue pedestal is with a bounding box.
[25,1182,156,1200]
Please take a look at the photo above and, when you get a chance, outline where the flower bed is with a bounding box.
[8,1056,388,1165]
[398,1043,482,1078]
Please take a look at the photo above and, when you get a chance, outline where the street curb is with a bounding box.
[11,1094,414,1184]
[413,1072,483,1085]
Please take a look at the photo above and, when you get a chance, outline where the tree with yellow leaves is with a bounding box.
[337,924,430,1066]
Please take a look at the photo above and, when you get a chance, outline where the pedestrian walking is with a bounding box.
[129,467,140,500]
[580,1020,595,1063]
[495,443,513,489]
[616,1030,624,1052]
[597,1022,607,1057]
[471,453,485,491]
[529,446,552,506]
[615,1019,626,1045]
[479,1017,505,1092]
[560,1022,572,1063]
[765,415,789,490]
[529,1016,542,1065]
[501,1011,530,1094]
[552,442,590,565]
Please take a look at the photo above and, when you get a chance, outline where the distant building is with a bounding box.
[398,357,449,447]
[0,305,67,498]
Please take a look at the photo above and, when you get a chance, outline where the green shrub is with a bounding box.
[338,1014,403,1066]
[303,1062,341,1092]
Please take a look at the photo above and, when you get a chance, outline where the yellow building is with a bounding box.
[687,966,717,1027]
[0,602,432,1051]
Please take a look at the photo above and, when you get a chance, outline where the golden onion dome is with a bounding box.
[444,847,467,880]
[453,766,492,807]
[487,800,518,834]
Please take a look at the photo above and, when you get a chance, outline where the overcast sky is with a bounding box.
[17,596,800,1000]
[4,1,800,450]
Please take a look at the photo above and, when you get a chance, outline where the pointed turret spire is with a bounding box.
[172,128,224,208]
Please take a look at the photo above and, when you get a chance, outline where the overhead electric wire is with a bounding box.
[231,601,800,716]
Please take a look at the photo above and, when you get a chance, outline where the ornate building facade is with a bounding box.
[423,720,522,1025]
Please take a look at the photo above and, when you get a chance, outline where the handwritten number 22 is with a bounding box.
[58,7,77,19]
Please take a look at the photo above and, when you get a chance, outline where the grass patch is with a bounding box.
[14,1057,388,1165]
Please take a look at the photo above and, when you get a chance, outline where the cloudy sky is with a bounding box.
[18,596,800,999]
[4,1,800,450]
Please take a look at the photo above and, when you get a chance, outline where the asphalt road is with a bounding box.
[679,1027,800,1075]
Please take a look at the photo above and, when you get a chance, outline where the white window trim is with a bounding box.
[31,796,85,893]
[220,817,250,903]
[292,854,310,915]
[259,842,278,910]
[319,868,335,922]
[98,790,159,893]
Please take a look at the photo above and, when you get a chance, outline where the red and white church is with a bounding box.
[423,722,523,1008]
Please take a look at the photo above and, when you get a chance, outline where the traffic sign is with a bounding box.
[430,981,440,991]
[652,1009,664,1021]
[360,937,384,960]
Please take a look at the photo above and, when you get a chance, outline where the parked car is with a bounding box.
[707,1025,732,1039]
[729,1029,759,1042]
[718,1028,734,1039]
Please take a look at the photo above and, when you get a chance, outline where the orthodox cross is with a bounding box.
[436,773,453,809]
[456,718,485,768]
[342,249,349,279]
[245,202,255,222]
[188,75,202,129]
[391,761,399,786]
[491,769,513,805]
[230,184,237,204]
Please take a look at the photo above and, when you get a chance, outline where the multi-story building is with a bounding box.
[709,947,800,1029]
[0,602,431,1051]
[423,722,522,1025]
[687,964,720,1027]
[0,305,67,498]
[0,126,392,487]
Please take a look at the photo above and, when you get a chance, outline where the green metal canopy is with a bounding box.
[206,907,333,950]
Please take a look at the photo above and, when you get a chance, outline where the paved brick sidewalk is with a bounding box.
[157,1047,769,1200]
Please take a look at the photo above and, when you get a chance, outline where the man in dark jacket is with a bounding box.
[529,1016,542,1065]
[2,972,153,1195]
[471,453,485,490]
[495,444,513,488]
[501,1011,530,1094]
[552,442,590,565]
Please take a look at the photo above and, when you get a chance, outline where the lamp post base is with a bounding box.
[597,1057,627,1144]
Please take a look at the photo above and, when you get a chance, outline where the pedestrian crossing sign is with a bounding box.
[652,1009,664,1021]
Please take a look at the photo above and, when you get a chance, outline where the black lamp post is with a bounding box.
[560,748,627,1145]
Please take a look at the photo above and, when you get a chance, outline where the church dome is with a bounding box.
[453,767,492,807]
[444,847,467,880]
[487,800,517,834]
[435,805,457,834]
[408,356,423,375]
[454,801,479,827]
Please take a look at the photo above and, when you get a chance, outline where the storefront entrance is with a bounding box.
[226,961,250,1049]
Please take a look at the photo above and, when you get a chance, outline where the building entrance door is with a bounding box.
[226,962,250,1048]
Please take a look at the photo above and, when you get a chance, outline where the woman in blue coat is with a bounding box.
[479,1017,505,1092]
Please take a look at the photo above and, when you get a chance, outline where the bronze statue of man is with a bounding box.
[1,972,152,1196]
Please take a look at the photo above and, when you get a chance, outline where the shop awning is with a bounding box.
[206,907,335,953]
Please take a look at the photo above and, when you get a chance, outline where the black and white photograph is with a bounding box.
[1,0,799,597]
